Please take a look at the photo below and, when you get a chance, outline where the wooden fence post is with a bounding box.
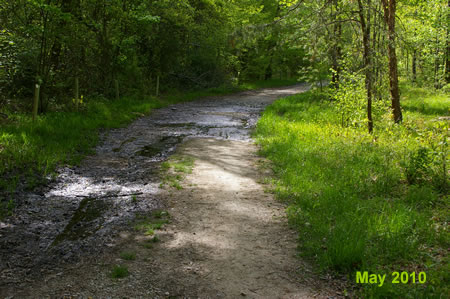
[115,79,120,100]
[75,77,79,111]
[32,84,40,121]
[156,75,160,97]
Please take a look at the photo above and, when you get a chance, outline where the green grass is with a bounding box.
[134,210,170,235]
[160,154,195,189]
[255,83,448,298]
[119,251,136,261]
[0,96,163,218]
[111,264,129,279]
[0,78,300,218]
[400,81,450,118]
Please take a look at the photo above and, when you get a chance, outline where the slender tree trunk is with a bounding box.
[37,5,51,114]
[75,77,79,111]
[331,0,342,88]
[264,4,280,81]
[446,0,450,83]
[381,0,402,123]
[97,0,111,94]
[406,49,409,75]
[332,0,342,89]
[412,49,417,82]
[32,84,40,121]
[357,0,373,133]
[264,56,273,80]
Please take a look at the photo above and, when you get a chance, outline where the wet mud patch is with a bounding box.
[136,135,185,159]
[154,122,197,128]
[52,197,108,246]
[112,137,137,152]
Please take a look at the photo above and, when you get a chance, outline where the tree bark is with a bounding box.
[381,0,402,123]
[357,0,373,133]
[331,0,342,88]
[446,1,450,83]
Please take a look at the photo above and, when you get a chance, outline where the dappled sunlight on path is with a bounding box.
[145,138,336,298]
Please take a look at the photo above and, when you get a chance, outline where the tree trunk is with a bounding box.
[446,1,450,83]
[381,0,402,123]
[446,0,450,83]
[32,84,40,121]
[331,0,342,88]
[412,49,417,82]
[357,0,373,133]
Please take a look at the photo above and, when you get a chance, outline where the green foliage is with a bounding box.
[399,0,448,86]
[0,96,159,186]
[0,0,275,105]
[255,85,448,297]
[119,251,136,261]
[111,265,129,279]
[331,70,368,127]
[161,155,195,189]
[405,147,433,185]
[134,210,170,236]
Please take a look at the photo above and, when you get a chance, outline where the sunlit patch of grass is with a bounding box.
[141,235,160,249]
[255,86,448,297]
[119,251,136,261]
[111,265,129,279]
[134,210,170,235]
[160,155,195,190]
[400,81,449,119]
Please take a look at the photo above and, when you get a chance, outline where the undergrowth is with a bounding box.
[255,83,449,298]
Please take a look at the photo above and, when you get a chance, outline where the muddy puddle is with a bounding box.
[136,135,185,159]
[0,84,309,292]
[52,197,107,246]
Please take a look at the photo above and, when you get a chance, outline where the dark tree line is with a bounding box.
[1,0,447,132]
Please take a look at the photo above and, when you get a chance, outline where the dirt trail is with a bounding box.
[144,138,337,298]
[1,84,341,297]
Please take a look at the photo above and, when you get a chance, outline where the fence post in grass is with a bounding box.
[156,75,160,97]
[75,77,79,111]
[114,79,120,100]
[32,84,40,121]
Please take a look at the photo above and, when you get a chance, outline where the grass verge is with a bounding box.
[254,84,448,298]
[0,96,163,219]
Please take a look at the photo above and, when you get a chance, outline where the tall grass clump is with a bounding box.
[255,84,448,298]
